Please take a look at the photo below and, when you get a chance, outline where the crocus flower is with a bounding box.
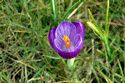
[48,21,85,59]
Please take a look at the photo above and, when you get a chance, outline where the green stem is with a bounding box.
[67,58,75,70]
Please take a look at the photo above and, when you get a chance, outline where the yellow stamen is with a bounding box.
[63,35,71,48]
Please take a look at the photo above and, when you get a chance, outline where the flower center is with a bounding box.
[63,35,71,48]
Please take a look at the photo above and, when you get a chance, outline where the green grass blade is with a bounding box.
[96,68,113,83]
[62,0,81,20]
[87,21,104,39]
[88,9,98,26]
[51,0,57,22]
[117,59,125,82]
[105,0,109,35]
[67,2,83,19]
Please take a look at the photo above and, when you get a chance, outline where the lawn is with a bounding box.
[0,0,125,82]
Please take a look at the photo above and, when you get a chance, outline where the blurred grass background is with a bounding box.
[0,0,125,82]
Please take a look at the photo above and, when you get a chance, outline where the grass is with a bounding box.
[0,0,125,82]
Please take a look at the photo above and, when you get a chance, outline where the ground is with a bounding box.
[0,0,125,82]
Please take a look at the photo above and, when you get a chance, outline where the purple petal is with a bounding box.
[54,38,75,52]
[55,21,76,41]
[54,38,64,51]
[48,27,56,49]
[57,49,81,59]
[54,34,83,59]
[73,34,83,48]
[72,21,85,41]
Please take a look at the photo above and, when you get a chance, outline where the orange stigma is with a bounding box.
[63,35,71,48]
